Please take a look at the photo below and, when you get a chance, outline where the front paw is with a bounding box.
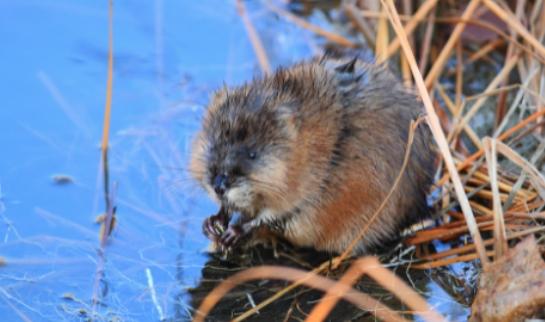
[218,225,243,251]
[202,213,229,241]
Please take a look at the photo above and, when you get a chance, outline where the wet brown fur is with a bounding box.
[190,57,435,254]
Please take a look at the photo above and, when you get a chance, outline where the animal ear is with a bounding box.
[333,57,367,89]
[334,57,358,74]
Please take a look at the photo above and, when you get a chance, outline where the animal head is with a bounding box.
[189,82,297,216]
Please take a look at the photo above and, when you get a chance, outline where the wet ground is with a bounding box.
[1,1,471,321]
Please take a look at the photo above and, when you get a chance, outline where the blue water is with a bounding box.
[0,1,469,321]
[0,1,317,320]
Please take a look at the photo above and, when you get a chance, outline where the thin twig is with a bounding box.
[236,0,271,74]
[424,0,481,89]
[381,0,489,267]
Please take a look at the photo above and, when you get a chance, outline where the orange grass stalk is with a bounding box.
[482,0,545,59]
[375,4,390,63]
[412,250,495,269]
[193,264,407,322]
[381,0,489,267]
[264,2,357,48]
[451,53,519,140]
[424,0,481,89]
[306,257,446,322]
[438,108,545,186]
[98,0,116,246]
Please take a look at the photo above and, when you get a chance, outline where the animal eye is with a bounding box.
[248,151,257,160]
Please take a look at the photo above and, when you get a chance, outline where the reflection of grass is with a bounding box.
[196,1,545,321]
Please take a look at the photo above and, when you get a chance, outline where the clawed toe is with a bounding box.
[219,225,243,250]
[202,213,229,241]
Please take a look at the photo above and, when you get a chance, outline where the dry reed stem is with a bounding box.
[412,250,495,269]
[495,141,545,200]
[384,0,438,60]
[438,17,545,67]
[356,11,545,65]
[336,118,421,264]
[400,0,413,86]
[466,84,520,102]
[470,200,495,216]
[100,0,114,165]
[265,2,357,48]
[381,0,489,267]
[419,224,545,261]
[483,137,508,259]
[193,264,407,322]
[306,257,445,322]
[424,0,481,89]
[467,39,504,63]
[376,4,389,63]
[438,107,545,185]
[483,0,545,59]
[236,0,271,74]
[471,170,534,199]
[418,9,435,72]
[437,85,481,148]
[465,187,512,202]
[452,53,519,139]
[358,9,411,21]
[414,225,545,268]
[455,40,463,108]
[344,3,375,48]
[432,18,545,68]
[406,220,496,244]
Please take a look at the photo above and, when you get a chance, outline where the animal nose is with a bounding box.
[213,174,229,197]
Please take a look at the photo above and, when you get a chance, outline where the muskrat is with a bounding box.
[189,57,435,254]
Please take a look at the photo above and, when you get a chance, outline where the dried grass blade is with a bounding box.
[483,137,508,259]
[306,257,445,322]
[452,53,519,140]
[193,264,406,322]
[265,2,357,48]
[343,3,375,48]
[381,0,489,267]
[424,0,481,89]
[385,0,438,60]
[495,141,545,200]
[483,0,545,59]
[438,108,545,186]
[376,4,389,63]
